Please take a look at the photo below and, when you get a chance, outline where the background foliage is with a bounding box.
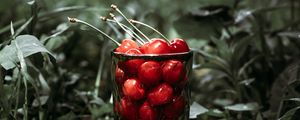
[1,0,300,119]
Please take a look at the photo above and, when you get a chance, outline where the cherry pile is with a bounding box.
[68,4,191,120]
[113,38,190,120]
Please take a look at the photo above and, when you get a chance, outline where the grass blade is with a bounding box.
[13,17,33,38]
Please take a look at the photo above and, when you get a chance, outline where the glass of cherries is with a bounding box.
[69,4,193,120]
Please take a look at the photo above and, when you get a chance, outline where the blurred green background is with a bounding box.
[1,0,300,119]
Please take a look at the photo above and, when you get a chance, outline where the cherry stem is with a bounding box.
[111,4,151,42]
[103,15,144,45]
[68,17,120,46]
[129,19,170,43]
[102,17,145,45]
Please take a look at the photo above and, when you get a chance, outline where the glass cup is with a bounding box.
[111,51,193,120]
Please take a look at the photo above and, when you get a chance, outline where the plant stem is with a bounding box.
[14,74,21,118]
[111,4,151,42]
[94,42,108,97]
[129,19,170,43]
[15,41,28,120]
[23,78,28,120]
[68,17,120,46]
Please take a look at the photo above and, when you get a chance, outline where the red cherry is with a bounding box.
[141,38,171,54]
[161,60,185,85]
[140,42,149,54]
[115,39,139,53]
[162,96,186,118]
[170,38,190,53]
[125,59,145,75]
[123,49,145,75]
[115,67,125,84]
[139,101,159,120]
[122,78,145,100]
[125,48,142,54]
[138,61,162,86]
[147,83,173,106]
[117,97,139,120]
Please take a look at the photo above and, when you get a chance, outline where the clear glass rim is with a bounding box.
[111,51,193,61]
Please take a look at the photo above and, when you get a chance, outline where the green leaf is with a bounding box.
[27,0,35,5]
[278,98,300,118]
[38,73,50,93]
[173,15,221,40]
[232,34,255,63]
[57,112,76,120]
[198,63,232,79]
[41,23,70,44]
[279,106,300,120]
[213,99,233,106]
[90,103,113,118]
[189,102,209,119]
[278,32,300,39]
[225,102,259,111]
[89,97,105,105]
[256,113,264,120]
[45,36,68,51]
[239,78,255,86]
[0,35,55,70]
[238,55,261,77]
[186,39,208,49]
[289,98,300,102]
[235,10,253,23]
[192,49,229,67]
[206,109,225,118]
[210,37,231,62]
[32,96,49,107]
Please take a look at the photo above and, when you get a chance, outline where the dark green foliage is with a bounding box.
[1,0,300,119]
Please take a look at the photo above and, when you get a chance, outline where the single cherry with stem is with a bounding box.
[68,17,120,46]
[68,17,139,54]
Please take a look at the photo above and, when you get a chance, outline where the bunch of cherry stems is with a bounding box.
[68,4,169,47]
